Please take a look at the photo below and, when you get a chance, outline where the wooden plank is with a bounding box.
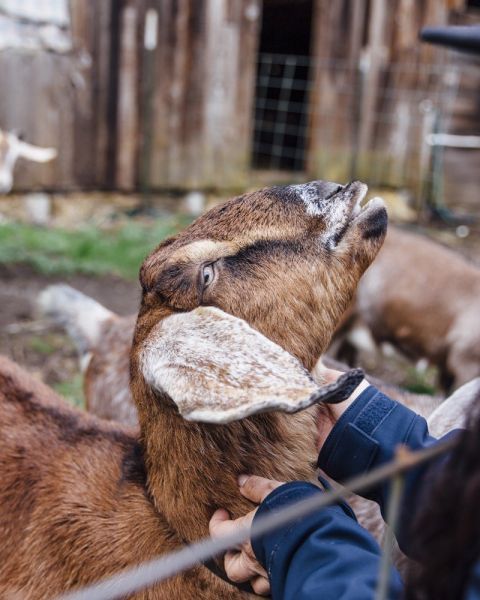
[308,0,368,182]
[148,0,260,189]
[91,0,113,187]
[116,3,139,190]
[70,0,98,188]
[356,0,389,164]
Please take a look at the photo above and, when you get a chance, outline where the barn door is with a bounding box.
[252,0,314,172]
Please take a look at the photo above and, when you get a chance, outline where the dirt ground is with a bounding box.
[0,263,140,406]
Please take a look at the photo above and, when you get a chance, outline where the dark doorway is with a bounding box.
[252,0,314,171]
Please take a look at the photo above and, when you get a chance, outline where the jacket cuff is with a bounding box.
[251,481,354,570]
[318,386,419,486]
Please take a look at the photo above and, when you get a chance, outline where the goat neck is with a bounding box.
[133,374,318,542]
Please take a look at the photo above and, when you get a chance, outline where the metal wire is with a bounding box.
[58,437,457,600]
[375,467,405,600]
[251,50,474,198]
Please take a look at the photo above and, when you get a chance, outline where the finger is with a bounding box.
[209,508,231,538]
[224,550,260,583]
[238,475,284,504]
[209,509,256,553]
[251,575,271,596]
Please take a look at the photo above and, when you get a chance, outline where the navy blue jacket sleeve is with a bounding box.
[317,385,460,554]
[251,481,402,600]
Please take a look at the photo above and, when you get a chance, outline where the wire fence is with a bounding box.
[251,51,480,211]
[57,437,457,600]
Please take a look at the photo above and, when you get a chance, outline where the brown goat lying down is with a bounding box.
[341,227,480,390]
[0,181,387,599]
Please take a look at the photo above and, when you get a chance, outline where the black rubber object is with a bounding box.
[311,368,366,405]
[420,26,480,55]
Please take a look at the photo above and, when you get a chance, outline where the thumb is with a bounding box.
[238,475,284,504]
[209,508,231,537]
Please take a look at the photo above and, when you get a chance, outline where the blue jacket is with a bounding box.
[251,385,480,599]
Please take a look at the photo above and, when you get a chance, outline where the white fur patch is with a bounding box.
[294,182,332,217]
[141,306,321,423]
[289,181,370,249]
[165,240,239,265]
[428,378,480,436]
[37,284,113,357]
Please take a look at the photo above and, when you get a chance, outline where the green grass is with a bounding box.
[28,336,57,355]
[0,217,192,280]
[53,374,85,409]
[403,366,439,396]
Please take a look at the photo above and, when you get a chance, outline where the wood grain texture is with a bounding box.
[307,0,469,190]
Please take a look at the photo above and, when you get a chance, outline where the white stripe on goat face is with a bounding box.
[288,180,368,247]
[289,181,344,218]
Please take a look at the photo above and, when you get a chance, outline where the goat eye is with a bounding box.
[202,264,215,287]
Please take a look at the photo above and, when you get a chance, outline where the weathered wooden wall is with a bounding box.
[116,0,261,190]
[0,0,475,192]
[0,0,113,190]
[307,0,469,189]
[0,0,260,191]
[154,0,260,189]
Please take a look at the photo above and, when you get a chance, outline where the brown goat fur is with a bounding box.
[338,227,480,390]
[1,180,387,598]
[85,314,138,426]
[0,356,235,599]
[82,319,441,425]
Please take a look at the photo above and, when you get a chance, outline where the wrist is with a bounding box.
[330,378,370,419]
[316,378,370,451]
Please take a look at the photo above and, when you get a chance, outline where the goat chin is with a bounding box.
[2,180,388,598]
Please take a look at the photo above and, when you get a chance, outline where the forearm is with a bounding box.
[318,385,461,553]
[252,482,402,600]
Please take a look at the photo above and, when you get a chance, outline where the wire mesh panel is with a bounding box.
[250,50,479,212]
[252,53,312,171]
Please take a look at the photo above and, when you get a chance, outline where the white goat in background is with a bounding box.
[0,129,57,193]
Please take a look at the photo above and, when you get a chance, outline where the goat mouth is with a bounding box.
[326,181,384,246]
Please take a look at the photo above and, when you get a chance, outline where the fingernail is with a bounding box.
[238,474,249,487]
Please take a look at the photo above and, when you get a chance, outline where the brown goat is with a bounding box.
[38,287,442,426]
[1,180,387,598]
[37,284,137,426]
[342,227,480,390]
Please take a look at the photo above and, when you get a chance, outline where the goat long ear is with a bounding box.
[141,306,364,424]
[16,140,57,163]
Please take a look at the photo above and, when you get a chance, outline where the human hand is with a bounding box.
[209,475,284,596]
[313,359,370,450]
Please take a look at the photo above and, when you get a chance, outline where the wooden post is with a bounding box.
[308,0,368,182]
[116,4,139,191]
[148,0,260,190]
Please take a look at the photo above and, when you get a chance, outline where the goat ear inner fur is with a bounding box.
[141,306,364,424]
